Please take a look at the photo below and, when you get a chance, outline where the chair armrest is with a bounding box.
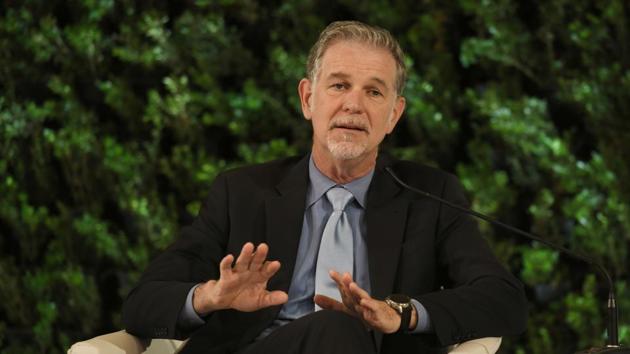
[70,330,498,354]
[68,330,148,354]
[448,337,502,354]
[67,330,185,354]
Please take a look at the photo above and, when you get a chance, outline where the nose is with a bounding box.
[341,89,364,114]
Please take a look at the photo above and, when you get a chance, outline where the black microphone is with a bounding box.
[385,166,628,354]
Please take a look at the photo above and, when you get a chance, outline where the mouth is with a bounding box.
[330,122,368,133]
[333,127,365,133]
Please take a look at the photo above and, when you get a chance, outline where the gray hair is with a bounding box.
[306,21,407,95]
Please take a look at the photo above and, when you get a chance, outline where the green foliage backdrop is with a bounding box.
[1,1,629,353]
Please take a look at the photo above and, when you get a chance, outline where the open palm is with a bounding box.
[194,243,288,315]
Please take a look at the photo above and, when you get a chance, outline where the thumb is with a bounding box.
[314,294,346,312]
[262,290,288,307]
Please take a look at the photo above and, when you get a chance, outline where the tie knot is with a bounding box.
[326,187,354,211]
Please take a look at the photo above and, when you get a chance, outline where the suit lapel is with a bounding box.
[366,154,409,352]
[265,155,310,293]
[366,153,409,300]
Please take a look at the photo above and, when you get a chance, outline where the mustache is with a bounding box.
[328,117,369,132]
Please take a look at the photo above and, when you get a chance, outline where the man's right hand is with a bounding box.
[193,242,288,316]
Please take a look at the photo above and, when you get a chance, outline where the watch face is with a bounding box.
[388,294,411,304]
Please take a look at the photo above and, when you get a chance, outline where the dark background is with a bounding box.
[1,0,629,353]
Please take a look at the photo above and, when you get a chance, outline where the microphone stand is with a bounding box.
[385,167,628,354]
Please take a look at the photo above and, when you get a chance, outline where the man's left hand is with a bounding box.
[313,271,417,334]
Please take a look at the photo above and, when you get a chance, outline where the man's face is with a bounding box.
[299,40,405,162]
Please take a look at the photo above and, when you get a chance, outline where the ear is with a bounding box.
[298,78,313,120]
[386,95,406,134]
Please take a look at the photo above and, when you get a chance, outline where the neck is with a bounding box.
[311,147,377,184]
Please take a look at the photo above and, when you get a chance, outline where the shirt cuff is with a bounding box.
[409,299,433,333]
[177,284,206,330]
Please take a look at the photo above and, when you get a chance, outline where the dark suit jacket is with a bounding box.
[122,153,527,354]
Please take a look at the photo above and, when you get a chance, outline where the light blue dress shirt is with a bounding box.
[179,156,432,335]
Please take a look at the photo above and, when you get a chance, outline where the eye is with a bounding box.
[368,89,382,97]
[330,83,346,90]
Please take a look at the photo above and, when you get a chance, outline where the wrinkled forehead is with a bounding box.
[318,40,398,88]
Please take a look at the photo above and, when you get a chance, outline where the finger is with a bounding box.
[329,271,351,296]
[330,271,359,308]
[219,254,234,279]
[348,282,370,312]
[341,272,353,286]
[348,282,371,301]
[329,270,345,286]
[261,260,282,279]
[343,274,366,304]
[249,243,268,271]
[313,294,347,312]
[234,242,255,272]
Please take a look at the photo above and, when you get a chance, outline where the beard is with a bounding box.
[326,131,369,160]
[324,115,372,160]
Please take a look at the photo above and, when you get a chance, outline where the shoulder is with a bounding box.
[216,155,307,188]
[385,157,458,193]
[383,157,470,206]
[388,159,453,180]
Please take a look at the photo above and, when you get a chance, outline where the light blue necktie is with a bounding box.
[314,187,354,311]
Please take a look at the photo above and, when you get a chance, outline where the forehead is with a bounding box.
[318,40,397,88]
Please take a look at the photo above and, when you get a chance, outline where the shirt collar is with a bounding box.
[306,155,374,209]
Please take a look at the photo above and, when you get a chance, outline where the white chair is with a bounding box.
[67,330,501,354]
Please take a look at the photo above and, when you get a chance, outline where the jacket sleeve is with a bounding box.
[415,173,528,345]
[121,172,230,339]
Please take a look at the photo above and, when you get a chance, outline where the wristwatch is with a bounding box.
[385,294,412,333]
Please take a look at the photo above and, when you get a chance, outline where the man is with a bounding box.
[122,21,527,354]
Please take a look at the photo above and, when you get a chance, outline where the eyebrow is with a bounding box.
[326,72,390,91]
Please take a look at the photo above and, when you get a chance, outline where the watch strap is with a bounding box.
[397,302,412,333]
[385,294,413,334]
